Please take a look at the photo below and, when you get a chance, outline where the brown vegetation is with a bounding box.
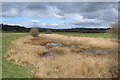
[50,46,71,54]
[5,34,118,78]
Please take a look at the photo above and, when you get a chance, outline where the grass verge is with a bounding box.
[2,33,34,78]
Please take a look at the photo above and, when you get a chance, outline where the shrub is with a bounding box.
[29,28,39,37]
[45,30,52,34]
[110,22,119,35]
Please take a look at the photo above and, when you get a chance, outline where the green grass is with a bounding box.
[54,32,117,38]
[2,33,34,78]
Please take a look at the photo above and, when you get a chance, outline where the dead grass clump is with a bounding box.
[77,45,91,50]
[71,48,81,53]
[81,53,95,57]
[45,45,55,49]
[38,40,48,46]
[50,46,70,54]
[96,52,103,55]
[62,42,72,46]
[35,49,49,56]
[4,54,11,58]
[38,40,56,46]
[24,41,32,44]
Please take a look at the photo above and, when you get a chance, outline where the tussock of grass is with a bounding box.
[62,41,72,46]
[71,48,81,53]
[29,39,56,46]
[50,46,70,54]
[5,34,118,78]
[45,45,55,49]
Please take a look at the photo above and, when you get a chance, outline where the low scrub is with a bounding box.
[110,22,119,36]
[29,28,39,37]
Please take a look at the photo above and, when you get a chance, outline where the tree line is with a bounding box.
[1,23,110,33]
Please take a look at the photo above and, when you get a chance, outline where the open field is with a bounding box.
[2,33,34,78]
[3,33,118,78]
[54,32,117,39]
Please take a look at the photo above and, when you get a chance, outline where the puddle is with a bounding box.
[46,43,75,49]
[42,49,117,57]
[46,43,63,47]
[67,45,76,49]
[40,43,117,57]
[82,49,117,54]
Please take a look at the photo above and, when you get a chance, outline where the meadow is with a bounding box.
[2,32,118,78]
[2,33,34,78]
[54,32,117,39]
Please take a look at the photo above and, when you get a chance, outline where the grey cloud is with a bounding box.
[2,2,118,17]
[1,2,118,28]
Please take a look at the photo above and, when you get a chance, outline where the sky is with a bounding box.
[1,2,118,29]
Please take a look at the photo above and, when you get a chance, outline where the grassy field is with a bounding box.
[55,32,117,38]
[2,33,34,78]
[2,32,117,78]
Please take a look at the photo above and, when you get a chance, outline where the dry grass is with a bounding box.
[45,45,55,49]
[5,34,118,78]
[39,34,118,50]
[50,46,71,54]
[34,53,118,78]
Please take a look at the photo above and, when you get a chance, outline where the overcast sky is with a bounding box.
[1,2,118,29]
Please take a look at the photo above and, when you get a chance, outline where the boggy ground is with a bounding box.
[5,34,118,78]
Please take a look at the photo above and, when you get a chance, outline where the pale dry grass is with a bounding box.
[34,53,118,78]
[5,36,48,67]
[50,46,71,54]
[39,34,118,50]
[5,34,118,78]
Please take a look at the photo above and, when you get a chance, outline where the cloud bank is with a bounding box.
[1,2,118,29]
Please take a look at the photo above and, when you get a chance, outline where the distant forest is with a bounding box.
[0,24,110,33]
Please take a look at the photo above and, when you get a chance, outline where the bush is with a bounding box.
[110,22,119,35]
[29,28,39,37]
[45,30,52,34]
